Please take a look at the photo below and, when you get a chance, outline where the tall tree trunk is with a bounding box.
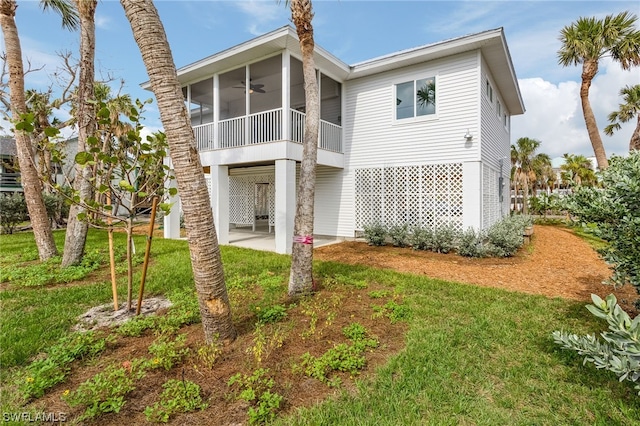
[288,0,319,297]
[120,0,236,344]
[62,0,97,266]
[0,0,57,260]
[580,60,608,170]
[630,115,640,151]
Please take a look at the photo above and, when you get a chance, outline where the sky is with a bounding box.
[4,0,640,161]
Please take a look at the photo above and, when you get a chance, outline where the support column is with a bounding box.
[462,161,482,230]
[211,165,229,245]
[282,51,291,140]
[275,159,296,254]
[164,169,181,239]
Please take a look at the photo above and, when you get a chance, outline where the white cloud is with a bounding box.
[511,57,639,159]
[233,0,285,36]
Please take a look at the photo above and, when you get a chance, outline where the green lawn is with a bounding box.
[1,229,638,425]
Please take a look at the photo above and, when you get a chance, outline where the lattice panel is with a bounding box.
[229,173,275,227]
[483,165,500,229]
[355,163,463,231]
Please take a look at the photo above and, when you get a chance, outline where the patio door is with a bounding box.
[254,183,270,231]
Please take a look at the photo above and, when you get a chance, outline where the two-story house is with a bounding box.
[159,26,524,254]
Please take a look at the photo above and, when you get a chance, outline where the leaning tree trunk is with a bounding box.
[0,0,58,260]
[580,60,608,170]
[630,115,640,151]
[62,0,97,267]
[120,0,236,344]
[288,0,319,297]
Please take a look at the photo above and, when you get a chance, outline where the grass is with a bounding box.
[1,229,639,425]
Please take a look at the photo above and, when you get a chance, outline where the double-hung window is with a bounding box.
[395,77,436,120]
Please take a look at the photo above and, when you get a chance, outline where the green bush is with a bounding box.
[431,223,459,254]
[564,152,640,293]
[409,225,433,251]
[144,379,208,423]
[457,227,486,258]
[363,222,387,246]
[485,215,528,257]
[0,193,27,234]
[387,224,409,247]
[553,294,640,395]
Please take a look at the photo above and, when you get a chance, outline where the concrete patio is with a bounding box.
[228,222,343,252]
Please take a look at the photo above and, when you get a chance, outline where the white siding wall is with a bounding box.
[480,56,511,223]
[344,51,481,170]
[333,51,482,237]
[313,166,347,236]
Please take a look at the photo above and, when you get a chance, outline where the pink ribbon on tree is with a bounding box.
[293,235,314,245]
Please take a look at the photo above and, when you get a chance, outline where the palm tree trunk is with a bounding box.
[62,0,97,267]
[120,0,236,344]
[288,0,319,297]
[630,115,640,151]
[0,0,58,260]
[580,60,608,170]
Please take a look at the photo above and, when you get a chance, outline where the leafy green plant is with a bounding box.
[457,227,486,258]
[553,294,640,394]
[363,222,387,246]
[19,331,111,399]
[431,223,459,254]
[372,300,410,323]
[148,334,189,371]
[485,215,528,257]
[297,323,379,386]
[144,379,208,423]
[409,225,433,251]
[388,224,409,247]
[63,359,147,420]
[255,304,288,324]
[0,193,27,234]
[228,368,283,424]
[368,289,391,299]
[246,323,286,366]
[565,152,640,293]
[197,339,223,369]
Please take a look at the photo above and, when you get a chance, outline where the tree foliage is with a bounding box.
[565,152,640,292]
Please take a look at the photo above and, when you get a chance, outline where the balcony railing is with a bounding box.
[192,108,342,153]
[0,172,22,191]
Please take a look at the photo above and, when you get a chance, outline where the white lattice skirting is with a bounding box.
[355,163,463,230]
[229,174,275,228]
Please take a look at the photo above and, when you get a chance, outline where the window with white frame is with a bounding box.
[395,77,436,120]
[485,79,493,103]
[497,100,502,117]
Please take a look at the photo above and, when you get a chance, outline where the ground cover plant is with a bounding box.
[1,227,639,425]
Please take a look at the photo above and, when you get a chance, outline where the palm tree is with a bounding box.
[288,0,319,297]
[558,11,640,170]
[510,137,546,214]
[120,0,236,344]
[531,153,552,196]
[560,153,597,190]
[605,84,640,151]
[62,0,97,267]
[0,0,77,260]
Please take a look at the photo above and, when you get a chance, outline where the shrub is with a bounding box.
[552,294,640,395]
[564,152,640,293]
[0,193,27,234]
[409,225,433,251]
[387,224,409,247]
[144,379,208,423]
[431,223,459,254]
[485,216,527,257]
[457,227,486,258]
[42,191,69,227]
[363,222,387,246]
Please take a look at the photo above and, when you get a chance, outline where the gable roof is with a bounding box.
[146,26,524,116]
[0,136,16,157]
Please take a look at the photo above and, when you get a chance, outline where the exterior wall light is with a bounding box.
[464,129,473,141]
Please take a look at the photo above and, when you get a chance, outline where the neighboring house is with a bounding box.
[0,135,78,194]
[0,136,22,193]
[158,26,525,254]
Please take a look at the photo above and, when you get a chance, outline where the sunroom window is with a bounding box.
[395,77,436,120]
